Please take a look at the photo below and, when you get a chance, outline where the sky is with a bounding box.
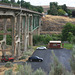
[16,0,75,7]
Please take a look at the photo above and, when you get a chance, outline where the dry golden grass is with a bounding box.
[41,15,75,33]
[45,15,75,22]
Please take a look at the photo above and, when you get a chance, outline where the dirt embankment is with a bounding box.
[41,15,75,34]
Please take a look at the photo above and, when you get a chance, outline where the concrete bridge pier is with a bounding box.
[11,16,16,57]
[24,14,29,52]
[29,15,33,46]
[2,18,7,55]
[16,15,21,57]
[11,15,21,58]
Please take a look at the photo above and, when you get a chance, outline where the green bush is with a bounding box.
[33,35,45,45]
[0,31,3,40]
[33,68,46,75]
[0,35,3,40]
[62,23,75,41]
[49,51,64,75]
[5,62,13,68]
[51,34,62,40]
[28,46,32,49]
[19,55,28,60]
[6,35,12,45]
[70,45,75,74]
[0,30,12,45]
[7,28,12,32]
[15,64,22,71]
[4,69,13,75]
[33,34,62,45]
[71,36,75,44]
[23,50,33,56]
[62,70,73,75]
[33,35,53,45]
[43,35,52,44]
[58,9,66,16]
[16,63,32,75]
[67,32,73,43]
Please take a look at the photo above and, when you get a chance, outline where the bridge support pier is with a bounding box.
[2,18,7,55]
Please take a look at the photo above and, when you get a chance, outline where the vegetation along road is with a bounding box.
[27,48,72,75]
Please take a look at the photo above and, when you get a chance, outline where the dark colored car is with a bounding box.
[28,56,43,62]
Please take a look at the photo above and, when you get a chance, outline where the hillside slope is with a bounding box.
[41,15,75,34]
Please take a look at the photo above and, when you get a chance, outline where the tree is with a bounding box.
[71,36,75,44]
[72,11,75,17]
[62,23,75,41]
[50,2,58,9]
[23,2,30,9]
[2,0,9,3]
[36,6,43,13]
[49,2,58,15]
[11,0,15,3]
[67,9,72,16]
[58,9,66,16]
[17,0,20,4]
[48,10,50,14]
[61,4,67,12]
[21,0,25,6]
[67,32,73,43]
[57,5,62,9]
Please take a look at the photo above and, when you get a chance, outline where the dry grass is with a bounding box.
[0,64,17,75]
[41,15,75,33]
[44,15,75,22]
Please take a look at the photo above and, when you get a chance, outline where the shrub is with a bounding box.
[23,50,33,56]
[16,63,32,75]
[33,68,46,75]
[5,62,13,68]
[62,71,73,75]
[33,35,53,45]
[70,45,75,74]
[15,64,22,71]
[7,28,12,32]
[67,32,73,43]
[58,9,66,16]
[4,69,14,75]
[62,23,75,41]
[0,35,3,40]
[28,46,32,49]
[49,50,64,75]
[43,35,52,44]
[6,35,12,45]
[33,35,45,45]
[19,55,28,60]
[71,36,75,44]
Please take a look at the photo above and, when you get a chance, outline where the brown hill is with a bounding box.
[41,15,75,34]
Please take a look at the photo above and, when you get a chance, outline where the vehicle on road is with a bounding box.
[37,46,47,50]
[1,55,14,62]
[28,56,43,62]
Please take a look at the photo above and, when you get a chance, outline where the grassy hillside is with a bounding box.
[41,15,75,34]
